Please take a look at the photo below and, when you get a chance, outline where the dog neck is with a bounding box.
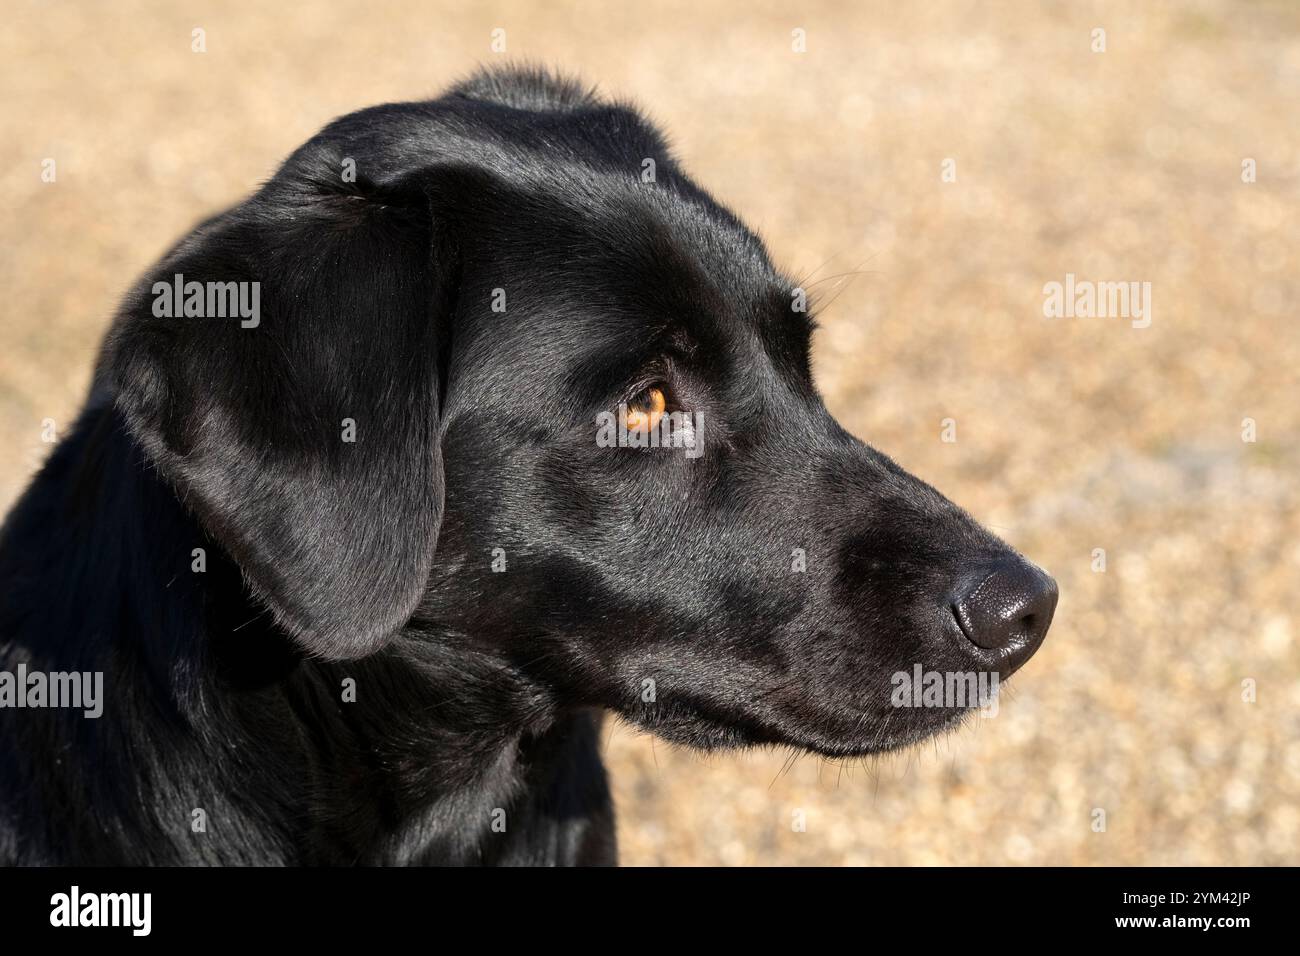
[0,400,612,864]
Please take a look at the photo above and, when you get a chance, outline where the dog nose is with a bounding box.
[953,558,1058,661]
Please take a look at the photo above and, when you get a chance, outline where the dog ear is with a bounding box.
[106,117,479,660]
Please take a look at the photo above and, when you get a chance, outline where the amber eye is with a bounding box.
[625,386,667,432]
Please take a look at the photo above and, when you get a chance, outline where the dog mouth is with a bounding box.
[777,706,980,759]
[624,690,987,760]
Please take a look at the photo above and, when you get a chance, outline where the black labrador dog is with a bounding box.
[0,67,1057,865]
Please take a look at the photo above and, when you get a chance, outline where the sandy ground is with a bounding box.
[1,0,1297,865]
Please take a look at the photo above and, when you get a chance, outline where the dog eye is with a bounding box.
[625,386,667,432]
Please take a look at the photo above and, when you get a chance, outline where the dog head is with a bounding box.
[108,67,1056,757]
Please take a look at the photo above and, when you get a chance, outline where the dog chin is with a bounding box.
[750,707,977,759]
[622,701,979,759]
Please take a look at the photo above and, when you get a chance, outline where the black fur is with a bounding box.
[0,67,1049,865]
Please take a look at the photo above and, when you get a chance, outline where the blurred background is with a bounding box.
[2,0,1297,864]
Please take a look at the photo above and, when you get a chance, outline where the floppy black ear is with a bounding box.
[106,116,469,660]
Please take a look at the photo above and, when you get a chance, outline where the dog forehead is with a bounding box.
[422,85,809,378]
[482,195,781,357]
[452,170,808,393]
[490,160,778,306]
